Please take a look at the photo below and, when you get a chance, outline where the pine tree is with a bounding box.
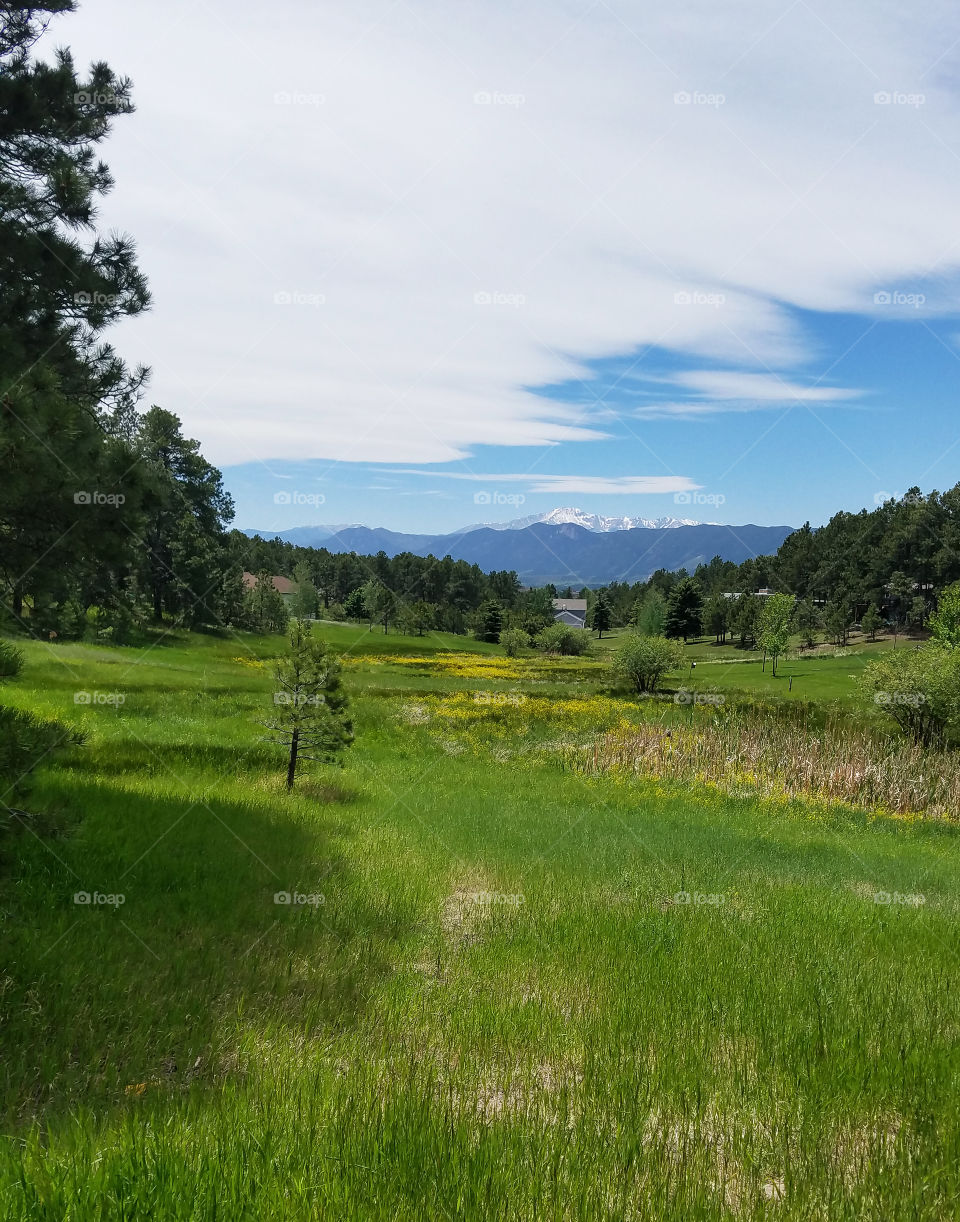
[262,620,352,790]
[793,598,822,650]
[408,600,437,636]
[823,598,852,646]
[703,594,728,644]
[590,592,612,638]
[887,572,914,630]
[730,592,760,648]
[136,407,234,624]
[634,589,666,636]
[291,562,319,620]
[664,578,703,642]
[860,603,883,642]
[243,571,288,633]
[475,599,504,643]
[0,3,150,621]
[361,579,395,633]
[343,588,367,622]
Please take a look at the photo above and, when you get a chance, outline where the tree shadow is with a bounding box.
[0,767,402,1131]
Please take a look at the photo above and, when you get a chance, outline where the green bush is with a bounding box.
[861,642,960,747]
[499,628,530,657]
[0,639,23,679]
[612,633,685,694]
[534,623,591,656]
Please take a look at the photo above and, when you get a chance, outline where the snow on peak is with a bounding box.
[457,507,717,533]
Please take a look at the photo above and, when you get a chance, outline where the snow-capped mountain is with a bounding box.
[458,507,716,534]
[243,518,795,585]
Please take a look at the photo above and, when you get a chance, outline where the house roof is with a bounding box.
[242,571,295,595]
[552,598,587,612]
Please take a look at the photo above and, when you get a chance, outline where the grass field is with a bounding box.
[2,625,959,1219]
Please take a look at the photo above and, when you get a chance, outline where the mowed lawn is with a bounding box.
[1,627,960,1219]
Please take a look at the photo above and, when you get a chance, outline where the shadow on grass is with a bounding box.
[0,767,402,1130]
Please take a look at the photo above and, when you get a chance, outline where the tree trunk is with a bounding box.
[12,583,22,620]
[286,728,299,791]
[153,581,163,622]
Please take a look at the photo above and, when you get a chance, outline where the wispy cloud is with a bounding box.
[386,471,699,495]
[66,0,960,465]
[632,372,862,417]
[674,371,862,402]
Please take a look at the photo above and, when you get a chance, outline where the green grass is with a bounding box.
[2,627,959,1219]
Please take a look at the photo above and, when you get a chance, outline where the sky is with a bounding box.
[59,0,960,535]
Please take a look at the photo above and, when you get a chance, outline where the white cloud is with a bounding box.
[386,470,699,495]
[628,370,863,414]
[62,0,960,464]
[674,371,861,402]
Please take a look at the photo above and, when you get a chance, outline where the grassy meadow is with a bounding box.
[1,624,959,1219]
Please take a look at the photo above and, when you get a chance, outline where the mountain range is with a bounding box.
[246,508,795,586]
[459,507,717,533]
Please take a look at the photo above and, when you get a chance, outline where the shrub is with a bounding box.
[860,642,960,747]
[0,639,24,679]
[534,623,591,656]
[499,628,530,657]
[929,581,960,647]
[612,633,685,694]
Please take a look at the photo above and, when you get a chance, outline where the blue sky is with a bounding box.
[63,0,960,537]
[230,307,960,534]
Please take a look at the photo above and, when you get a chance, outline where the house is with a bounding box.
[242,572,296,605]
[721,588,778,600]
[552,597,587,627]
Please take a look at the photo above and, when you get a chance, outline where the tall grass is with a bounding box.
[570,702,960,819]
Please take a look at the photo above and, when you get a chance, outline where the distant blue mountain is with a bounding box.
[243,519,795,585]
